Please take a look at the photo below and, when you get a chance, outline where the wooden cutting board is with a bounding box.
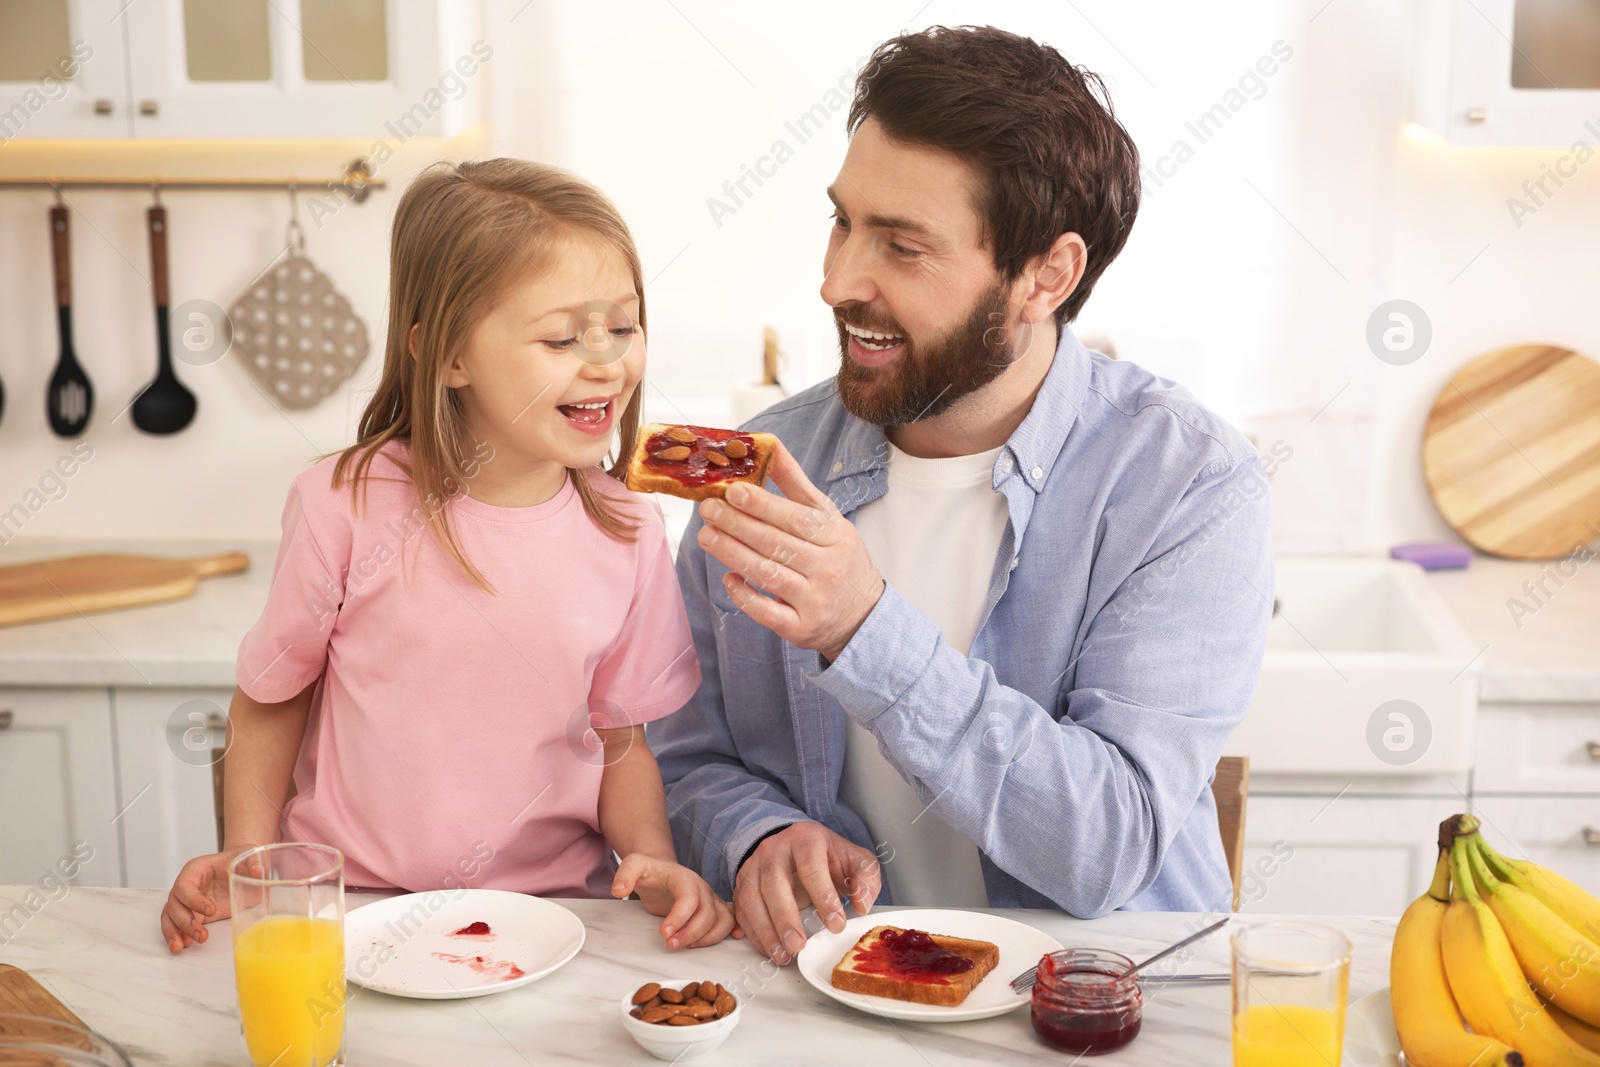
[1422,344,1600,560]
[0,965,86,1026]
[0,965,93,1057]
[0,551,250,628]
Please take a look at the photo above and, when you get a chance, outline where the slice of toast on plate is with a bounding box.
[830,926,1000,1007]
[623,422,777,502]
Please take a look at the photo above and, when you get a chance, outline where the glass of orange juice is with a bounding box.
[1230,921,1351,1067]
[229,843,346,1067]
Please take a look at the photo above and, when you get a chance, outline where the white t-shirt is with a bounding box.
[840,440,1010,907]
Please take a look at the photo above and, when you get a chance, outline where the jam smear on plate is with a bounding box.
[431,951,525,982]
[450,921,492,936]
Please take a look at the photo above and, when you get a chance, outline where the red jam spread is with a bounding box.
[450,921,491,936]
[1030,951,1142,1055]
[852,928,975,985]
[642,426,759,488]
[431,951,525,981]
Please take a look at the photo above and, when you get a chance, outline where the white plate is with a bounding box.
[344,889,585,999]
[1344,987,1403,1067]
[795,908,1063,1022]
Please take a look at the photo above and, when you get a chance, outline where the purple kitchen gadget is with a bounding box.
[1389,542,1473,570]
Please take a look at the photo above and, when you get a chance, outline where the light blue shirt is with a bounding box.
[651,326,1273,916]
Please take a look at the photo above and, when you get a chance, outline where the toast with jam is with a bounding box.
[830,926,1000,1007]
[624,422,777,501]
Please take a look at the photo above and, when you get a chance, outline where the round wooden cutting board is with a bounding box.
[1422,344,1600,560]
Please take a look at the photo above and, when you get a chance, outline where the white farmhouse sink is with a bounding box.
[1227,557,1482,776]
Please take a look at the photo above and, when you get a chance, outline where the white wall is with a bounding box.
[3,0,1596,553]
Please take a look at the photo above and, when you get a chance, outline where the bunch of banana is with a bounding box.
[1388,844,1523,1062]
[1391,847,1523,1066]
[1392,812,1600,1067]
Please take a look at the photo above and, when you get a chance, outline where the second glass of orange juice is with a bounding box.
[230,843,346,1067]
[1230,921,1351,1067]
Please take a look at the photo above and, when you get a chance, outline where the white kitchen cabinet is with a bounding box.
[0,0,128,138]
[0,687,123,888]
[111,687,233,889]
[1415,0,1600,145]
[1469,794,1600,893]
[1473,701,1600,794]
[6,0,485,141]
[1240,794,1465,916]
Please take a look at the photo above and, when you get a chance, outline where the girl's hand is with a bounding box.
[160,846,253,953]
[612,853,737,949]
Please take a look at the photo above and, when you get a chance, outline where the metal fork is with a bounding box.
[1010,917,1231,994]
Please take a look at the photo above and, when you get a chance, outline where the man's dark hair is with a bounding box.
[846,25,1140,325]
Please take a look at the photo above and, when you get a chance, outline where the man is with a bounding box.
[651,25,1272,965]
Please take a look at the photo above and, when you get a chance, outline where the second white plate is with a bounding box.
[344,888,585,1000]
[1343,986,1403,1067]
[795,908,1062,1022]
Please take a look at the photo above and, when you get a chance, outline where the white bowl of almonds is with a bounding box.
[619,977,741,1061]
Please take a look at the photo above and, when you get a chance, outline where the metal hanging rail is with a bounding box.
[0,159,384,202]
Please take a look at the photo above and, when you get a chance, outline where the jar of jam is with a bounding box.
[1030,948,1143,1055]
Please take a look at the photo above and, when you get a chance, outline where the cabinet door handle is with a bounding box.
[0,709,12,729]
[93,98,114,116]
[1585,828,1600,847]
[169,712,226,731]
[138,100,159,117]
[1588,740,1600,761]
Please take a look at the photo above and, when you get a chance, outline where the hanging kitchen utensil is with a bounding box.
[131,189,198,434]
[228,186,370,410]
[1422,343,1600,559]
[47,193,93,436]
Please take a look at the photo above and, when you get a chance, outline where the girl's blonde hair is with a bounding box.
[328,159,645,594]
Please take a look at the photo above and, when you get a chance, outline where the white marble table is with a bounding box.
[0,886,1397,1065]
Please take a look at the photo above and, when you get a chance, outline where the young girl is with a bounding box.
[160,159,734,954]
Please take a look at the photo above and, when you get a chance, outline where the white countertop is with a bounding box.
[1425,555,1600,703]
[0,887,1398,1066]
[1,539,1594,703]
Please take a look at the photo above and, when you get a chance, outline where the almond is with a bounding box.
[666,1014,702,1026]
[698,981,719,1002]
[667,426,697,443]
[632,982,661,1005]
[723,439,748,459]
[705,450,730,467]
[654,446,691,461]
[659,987,684,1004]
[679,982,700,999]
[713,991,735,1016]
[639,1006,676,1024]
[682,1001,717,1019]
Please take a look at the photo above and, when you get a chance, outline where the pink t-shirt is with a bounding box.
[235,439,700,896]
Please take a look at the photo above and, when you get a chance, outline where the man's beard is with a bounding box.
[834,277,1023,427]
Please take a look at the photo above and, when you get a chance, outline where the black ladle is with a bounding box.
[47,203,93,436]
[132,202,197,434]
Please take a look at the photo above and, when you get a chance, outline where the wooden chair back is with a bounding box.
[1211,755,1250,912]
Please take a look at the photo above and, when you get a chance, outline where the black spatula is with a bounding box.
[47,205,93,436]
[131,203,196,435]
